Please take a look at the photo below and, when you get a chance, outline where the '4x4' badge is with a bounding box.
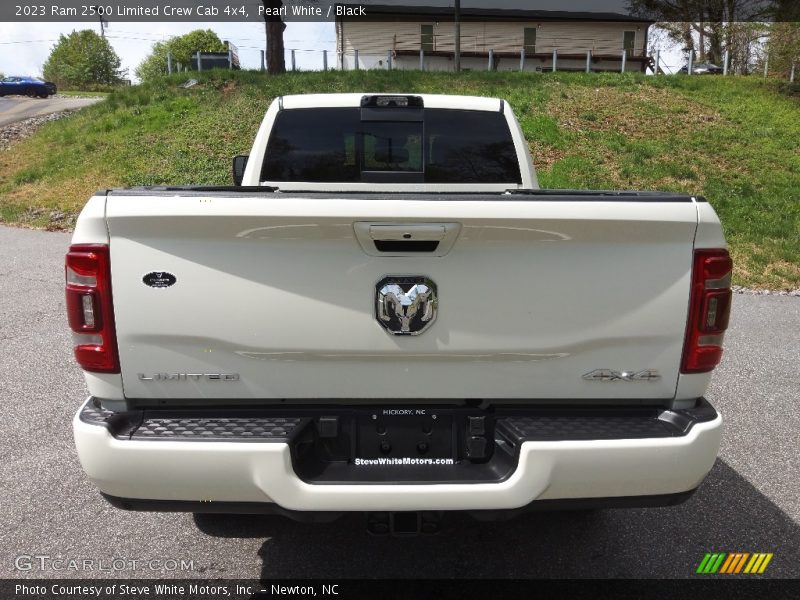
[582,369,661,382]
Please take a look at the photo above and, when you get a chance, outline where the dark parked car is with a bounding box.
[679,63,723,75]
[0,76,57,98]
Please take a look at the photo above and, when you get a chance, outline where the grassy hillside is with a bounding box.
[0,69,797,289]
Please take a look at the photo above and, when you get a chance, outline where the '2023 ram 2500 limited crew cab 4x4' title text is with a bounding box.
[69,94,730,534]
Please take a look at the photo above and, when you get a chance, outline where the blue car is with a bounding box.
[0,75,57,98]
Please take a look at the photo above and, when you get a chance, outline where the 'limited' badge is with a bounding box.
[142,272,177,288]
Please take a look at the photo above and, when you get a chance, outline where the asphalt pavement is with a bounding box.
[0,225,798,580]
[0,96,103,127]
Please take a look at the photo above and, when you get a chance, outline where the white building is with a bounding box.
[335,2,654,73]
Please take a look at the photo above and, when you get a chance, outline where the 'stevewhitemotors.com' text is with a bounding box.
[354,457,455,466]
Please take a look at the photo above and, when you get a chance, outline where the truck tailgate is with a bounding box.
[106,193,698,402]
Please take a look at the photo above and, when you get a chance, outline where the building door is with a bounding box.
[421,25,434,52]
[524,28,537,54]
[623,31,636,55]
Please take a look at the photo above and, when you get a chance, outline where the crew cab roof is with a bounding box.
[279,93,504,112]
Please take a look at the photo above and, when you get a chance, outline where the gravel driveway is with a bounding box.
[1,225,797,580]
[0,96,102,127]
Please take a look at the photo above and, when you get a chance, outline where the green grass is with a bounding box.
[58,90,111,97]
[1,69,797,289]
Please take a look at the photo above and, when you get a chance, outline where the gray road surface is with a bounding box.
[0,225,798,580]
[0,96,103,127]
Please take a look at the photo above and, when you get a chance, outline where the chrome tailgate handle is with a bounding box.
[369,225,447,242]
[354,222,462,257]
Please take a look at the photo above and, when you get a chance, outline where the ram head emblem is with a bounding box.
[375,276,438,336]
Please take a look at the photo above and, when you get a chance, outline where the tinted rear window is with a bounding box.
[261,108,521,184]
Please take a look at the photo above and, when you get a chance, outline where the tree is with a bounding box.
[262,0,286,74]
[724,22,770,74]
[170,29,227,66]
[135,41,172,82]
[773,0,800,21]
[42,30,124,89]
[628,0,773,73]
[765,22,800,75]
[135,29,227,81]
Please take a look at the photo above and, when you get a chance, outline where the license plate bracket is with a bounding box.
[357,409,454,460]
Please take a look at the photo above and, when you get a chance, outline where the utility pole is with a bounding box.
[454,0,461,72]
[92,6,107,38]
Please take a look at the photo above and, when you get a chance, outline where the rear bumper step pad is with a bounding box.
[80,398,717,443]
[75,398,722,510]
[80,400,306,442]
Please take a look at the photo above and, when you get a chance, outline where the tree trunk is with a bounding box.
[262,0,286,74]
[707,24,723,65]
[699,21,707,61]
[682,22,695,57]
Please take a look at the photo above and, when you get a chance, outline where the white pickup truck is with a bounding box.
[69,93,730,534]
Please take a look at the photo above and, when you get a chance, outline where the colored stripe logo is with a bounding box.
[696,552,773,574]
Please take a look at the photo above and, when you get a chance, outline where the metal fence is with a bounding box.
[154,34,796,81]
[161,43,794,81]
[273,47,795,82]
[273,47,645,74]
[166,43,241,74]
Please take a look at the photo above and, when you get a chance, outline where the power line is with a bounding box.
[107,35,172,42]
[0,39,59,45]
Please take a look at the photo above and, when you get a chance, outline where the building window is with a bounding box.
[623,31,636,55]
[524,28,537,54]
[421,24,434,52]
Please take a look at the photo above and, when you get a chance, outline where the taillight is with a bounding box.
[65,244,119,373]
[681,249,733,373]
